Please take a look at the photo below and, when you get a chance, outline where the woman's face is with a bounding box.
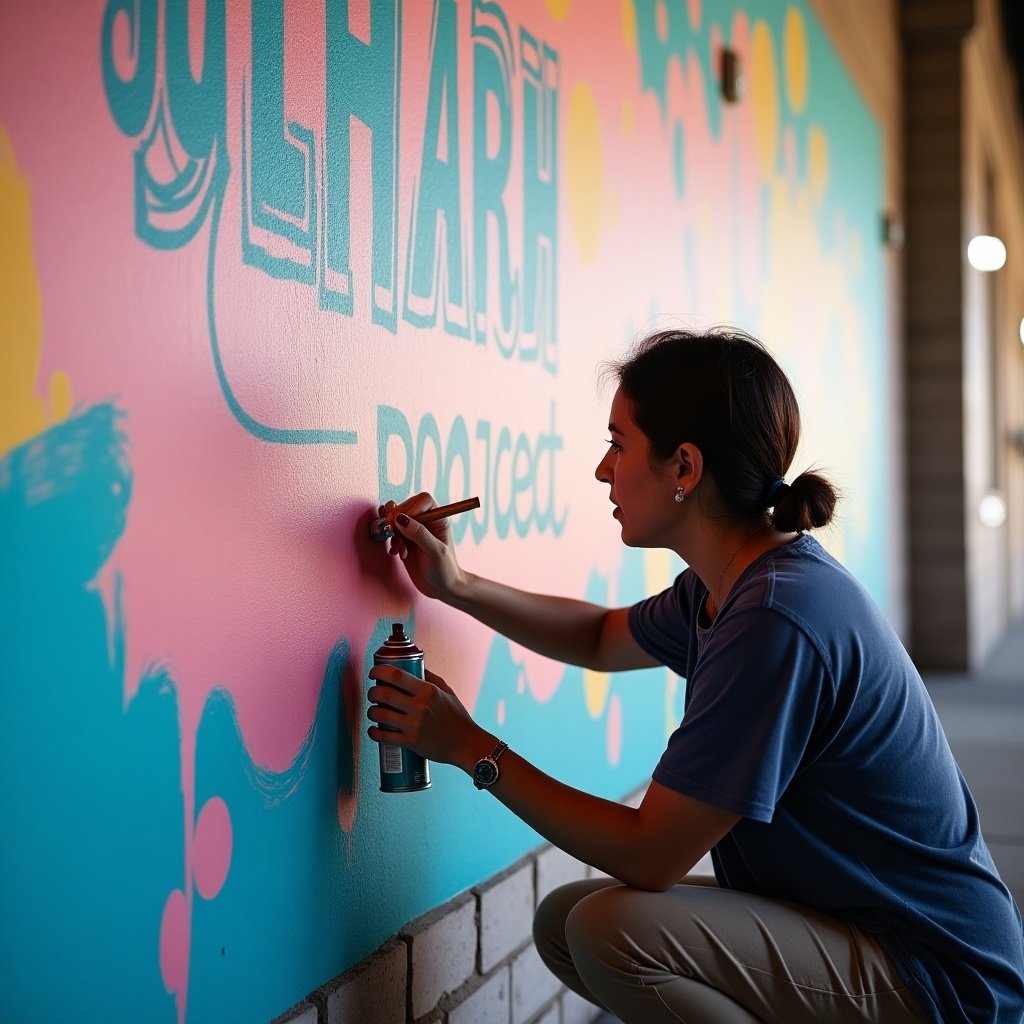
[595,387,679,547]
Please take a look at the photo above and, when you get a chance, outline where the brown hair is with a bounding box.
[605,327,838,532]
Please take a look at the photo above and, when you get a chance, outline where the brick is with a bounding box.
[403,893,477,1017]
[535,846,589,908]
[326,940,406,1024]
[449,966,511,1024]
[477,862,535,972]
[560,990,601,1024]
[270,1002,318,1024]
[511,943,562,1024]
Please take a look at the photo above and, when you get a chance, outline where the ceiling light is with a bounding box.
[967,235,1007,271]
[978,491,1007,528]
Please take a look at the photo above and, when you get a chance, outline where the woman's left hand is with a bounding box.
[367,665,486,770]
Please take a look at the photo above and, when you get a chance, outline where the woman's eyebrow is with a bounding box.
[608,422,624,435]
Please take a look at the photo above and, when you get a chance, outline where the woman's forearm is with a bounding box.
[444,572,611,670]
[449,724,723,891]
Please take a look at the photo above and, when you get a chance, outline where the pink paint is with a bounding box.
[193,797,232,900]
[159,888,188,998]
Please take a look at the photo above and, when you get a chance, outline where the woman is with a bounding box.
[366,328,1024,1023]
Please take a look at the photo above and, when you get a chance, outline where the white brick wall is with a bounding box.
[448,966,511,1024]
[477,861,535,973]
[534,845,589,907]
[272,1002,317,1024]
[560,989,601,1024]
[326,940,406,1024]
[272,842,610,1024]
[510,942,563,1024]
[403,893,477,1017]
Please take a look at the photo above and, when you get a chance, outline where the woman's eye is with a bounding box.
[605,439,622,453]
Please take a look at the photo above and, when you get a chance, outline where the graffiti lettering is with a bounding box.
[103,0,559,364]
[377,402,566,541]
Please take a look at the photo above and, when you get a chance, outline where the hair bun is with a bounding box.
[772,471,838,532]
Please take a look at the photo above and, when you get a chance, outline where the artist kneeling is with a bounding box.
[366,328,1024,1024]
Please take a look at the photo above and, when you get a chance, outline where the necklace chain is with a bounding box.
[714,524,766,608]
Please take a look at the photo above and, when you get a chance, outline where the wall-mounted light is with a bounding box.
[721,49,744,103]
[967,235,1007,271]
[1019,316,1024,347]
[882,212,904,247]
[978,490,1007,528]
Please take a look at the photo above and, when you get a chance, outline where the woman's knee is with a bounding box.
[533,879,616,954]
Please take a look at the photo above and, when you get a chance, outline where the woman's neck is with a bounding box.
[688,524,799,621]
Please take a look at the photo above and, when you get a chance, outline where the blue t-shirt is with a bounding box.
[629,534,1024,1024]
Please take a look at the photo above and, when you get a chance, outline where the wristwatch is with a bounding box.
[472,740,508,790]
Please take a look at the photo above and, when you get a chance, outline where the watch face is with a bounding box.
[474,758,499,787]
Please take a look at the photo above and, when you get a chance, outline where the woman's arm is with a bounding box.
[366,665,738,890]
[383,496,658,672]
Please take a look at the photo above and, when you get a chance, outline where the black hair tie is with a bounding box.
[765,477,789,507]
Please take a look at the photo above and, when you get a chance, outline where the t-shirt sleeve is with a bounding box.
[653,606,832,822]
[627,571,693,678]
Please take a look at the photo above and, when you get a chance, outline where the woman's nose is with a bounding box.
[595,452,610,483]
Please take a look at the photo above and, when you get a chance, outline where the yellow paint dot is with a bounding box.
[566,81,604,264]
[622,0,637,50]
[622,98,634,140]
[546,0,572,20]
[0,124,49,457]
[784,7,809,113]
[48,370,73,422]
[751,21,780,179]
[583,668,611,718]
[808,124,829,202]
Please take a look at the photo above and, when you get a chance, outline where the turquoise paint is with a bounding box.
[375,401,567,541]
[404,0,471,336]
[164,0,224,161]
[322,0,402,325]
[519,27,558,371]
[186,643,353,1023]
[248,0,316,258]
[101,0,158,138]
[102,0,227,251]
[0,407,182,1024]
[472,0,517,348]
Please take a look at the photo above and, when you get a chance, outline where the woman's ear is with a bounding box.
[674,443,704,490]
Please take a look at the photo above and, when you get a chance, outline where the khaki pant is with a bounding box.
[534,878,932,1023]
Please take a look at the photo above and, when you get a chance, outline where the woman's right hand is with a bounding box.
[379,494,468,602]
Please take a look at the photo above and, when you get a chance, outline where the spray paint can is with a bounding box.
[372,623,431,793]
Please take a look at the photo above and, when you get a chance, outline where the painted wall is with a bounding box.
[0,2,885,1022]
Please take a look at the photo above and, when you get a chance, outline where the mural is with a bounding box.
[0,1,885,1022]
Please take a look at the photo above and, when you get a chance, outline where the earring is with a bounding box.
[674,488,685,503]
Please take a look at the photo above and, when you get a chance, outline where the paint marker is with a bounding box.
[368,496,481,542]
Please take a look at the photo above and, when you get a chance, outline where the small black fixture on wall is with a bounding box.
[721,48,744,103]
